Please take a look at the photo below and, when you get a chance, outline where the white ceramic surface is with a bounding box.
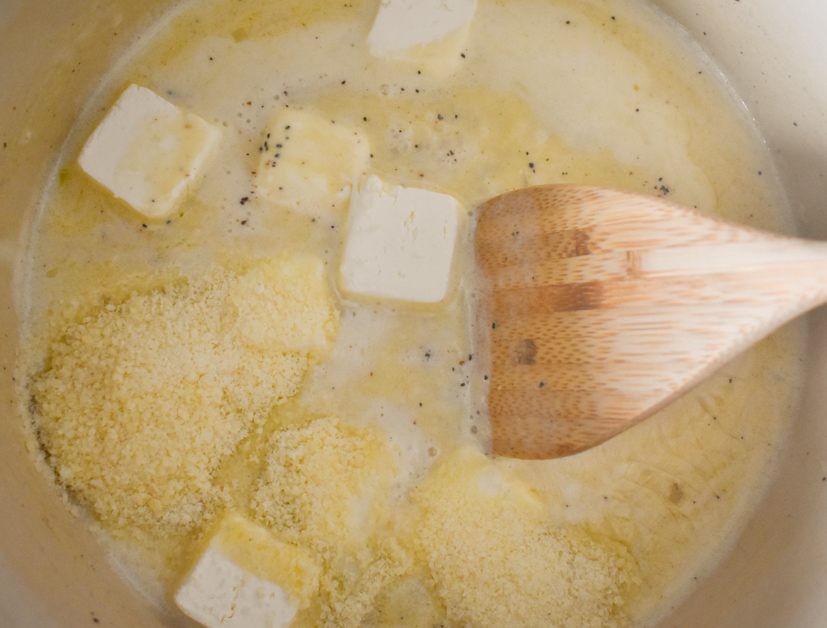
[1,1,825,626]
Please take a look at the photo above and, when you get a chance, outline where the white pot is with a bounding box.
[1,1,825,625]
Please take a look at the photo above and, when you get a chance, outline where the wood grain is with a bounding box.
[475,184,827,459]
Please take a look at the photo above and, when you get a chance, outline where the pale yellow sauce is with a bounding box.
[19,0,804,626]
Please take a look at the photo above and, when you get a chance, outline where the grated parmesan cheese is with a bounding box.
[29,256,338,532]
[253,417,411,628]
[414,447,641,628]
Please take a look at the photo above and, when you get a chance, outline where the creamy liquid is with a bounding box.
[19,0,805,626]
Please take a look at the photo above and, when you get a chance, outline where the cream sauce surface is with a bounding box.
[19,0,804,626]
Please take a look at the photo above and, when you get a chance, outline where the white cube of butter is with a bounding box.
[78,84,220,220]
[340,175,459,303]
[175,514,320,628]
[368,0,477,69]
[257,109,370,215]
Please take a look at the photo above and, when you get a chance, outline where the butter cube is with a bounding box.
[175,514,320,628]
[257,109,370,214]
[78,84,220,219]
[368,0,477,70]
[340,175,459,303]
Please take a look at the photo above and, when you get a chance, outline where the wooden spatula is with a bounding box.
[474,184,827,460]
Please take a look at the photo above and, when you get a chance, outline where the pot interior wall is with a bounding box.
[1,1,825,626]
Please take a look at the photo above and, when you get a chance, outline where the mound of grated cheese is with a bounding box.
[414,447,641,628]
[30,256,337,532]
[253,417,411,628]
